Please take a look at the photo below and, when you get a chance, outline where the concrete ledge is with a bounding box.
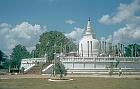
[48,78,73,82]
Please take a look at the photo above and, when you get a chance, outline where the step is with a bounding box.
[26,63,50,74]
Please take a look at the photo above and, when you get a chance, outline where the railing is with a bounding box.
[67,68,140,74]
[24,64,36,73]
[42,64,54,74]
[61,57,140,62]
[21,58,46,63]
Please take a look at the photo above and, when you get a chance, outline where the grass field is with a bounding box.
[0,77,140,89]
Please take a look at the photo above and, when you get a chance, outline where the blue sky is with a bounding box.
[0,0,140,55]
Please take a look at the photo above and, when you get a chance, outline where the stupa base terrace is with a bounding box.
[60,57,140,74]
[20,57,140,75]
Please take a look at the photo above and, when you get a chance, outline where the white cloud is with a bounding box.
[65,20,75,25]
[106,35,113,43]
[99,0,140,24]
[98,15,112,25]
[103,23,140,45]
[65,27,85,43]
[43,25,47,31]
[99,0,140,45]
[0,23,12,28]
[113,24,140,44]
[0,27,10,54]
[0,22,46,55]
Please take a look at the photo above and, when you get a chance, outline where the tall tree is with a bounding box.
[11,44,30,69]
[35,31,76,61]
[124,44,140,57]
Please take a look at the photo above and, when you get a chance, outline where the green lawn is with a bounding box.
[0,77,140,89]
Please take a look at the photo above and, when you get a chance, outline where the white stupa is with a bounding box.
[79,17,99,57]
[21,17,140,75]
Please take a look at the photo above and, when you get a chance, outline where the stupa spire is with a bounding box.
[84,17,96,39]
[86,17,92,34]
[88,17,90,21]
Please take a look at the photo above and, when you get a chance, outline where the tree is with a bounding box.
[35,31,76,61]
[55,62,67,78]
[0,50,2,66]
[124,44,140,57]
[11,44,30,69]
[0,50,8,69]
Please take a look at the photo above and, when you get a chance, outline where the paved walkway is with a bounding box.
[0,74,140,79]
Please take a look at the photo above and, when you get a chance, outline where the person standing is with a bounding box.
[119,68,122,76]
[108,68,112,76]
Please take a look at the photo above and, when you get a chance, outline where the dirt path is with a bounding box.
[0,74,50,79]
[0,74,140,79]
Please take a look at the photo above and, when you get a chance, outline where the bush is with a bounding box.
[55,63,67,78]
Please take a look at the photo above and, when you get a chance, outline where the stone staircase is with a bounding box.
[42,63,50,69]
[26,63,49,74]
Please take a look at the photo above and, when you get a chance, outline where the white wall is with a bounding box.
[61,57,140,70]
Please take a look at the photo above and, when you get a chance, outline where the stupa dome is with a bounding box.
[79,18,99,57]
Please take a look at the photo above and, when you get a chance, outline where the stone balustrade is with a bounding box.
[61,57,140,63]
[20,58,46,72]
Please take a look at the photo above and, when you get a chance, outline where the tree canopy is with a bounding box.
[55,62,67,78]
[0,50,8,68]
[0,50,3,64]
[124,44,140,57]
[11,44,30,68]
[35,31,76,61]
